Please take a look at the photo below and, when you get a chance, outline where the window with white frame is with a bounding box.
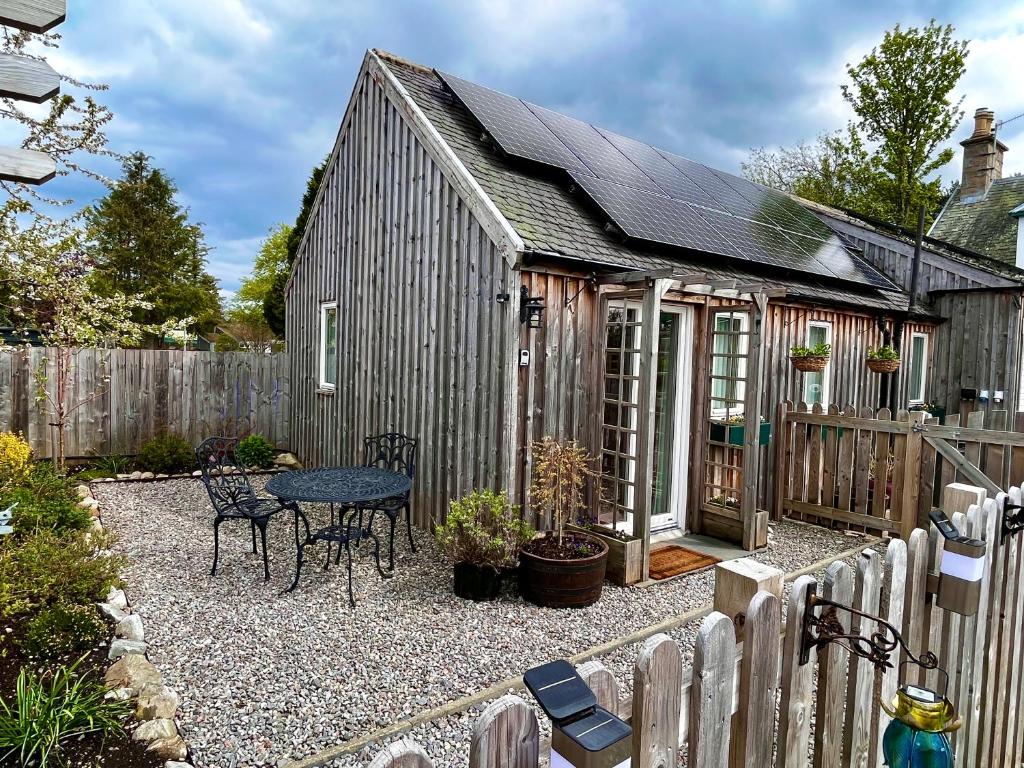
[319,302,338,389]
[710,311,748,419]
[908,332,928,404]
[803,321,832,406]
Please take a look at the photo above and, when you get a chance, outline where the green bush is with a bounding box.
[436,490,535,569]
[21,603,106,660]
[17,462,75,504]
[0,488,90,537]
[136,432,195,474]
[867,344,900,361]
[0,657,129,767]
[0,531,124,619]
[234,435,276,468]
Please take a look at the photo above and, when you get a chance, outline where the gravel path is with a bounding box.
[96,479,874,768]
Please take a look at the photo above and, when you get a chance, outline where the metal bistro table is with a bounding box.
[267,467,412,605]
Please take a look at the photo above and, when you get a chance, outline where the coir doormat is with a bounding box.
[648,545,721,580]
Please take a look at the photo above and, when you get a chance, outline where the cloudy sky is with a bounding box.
[24,0,1024,295]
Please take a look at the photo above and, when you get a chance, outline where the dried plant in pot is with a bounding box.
[519,437,609,608]
[867,344,900,374]
[790,341,831,373]
[435,490,535,602]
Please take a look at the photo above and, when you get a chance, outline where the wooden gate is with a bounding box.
[774,401,1024,536]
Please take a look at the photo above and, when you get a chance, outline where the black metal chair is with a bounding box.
[196,436,297,581]
[360,433,418,570]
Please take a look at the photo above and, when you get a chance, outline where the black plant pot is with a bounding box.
[453,561,503,602]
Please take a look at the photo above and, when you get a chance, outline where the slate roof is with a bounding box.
[929,175,1024,265]
[378,52,911,314]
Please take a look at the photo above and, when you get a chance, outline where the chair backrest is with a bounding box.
[363,433,417,481]
[195,436,257,512]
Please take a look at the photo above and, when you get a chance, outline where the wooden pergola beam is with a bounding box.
[0,0,65,33]
[740,292,769,550]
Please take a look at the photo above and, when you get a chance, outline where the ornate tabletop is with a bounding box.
[266,466,411,504]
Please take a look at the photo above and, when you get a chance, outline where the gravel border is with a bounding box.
[95,478,875,768]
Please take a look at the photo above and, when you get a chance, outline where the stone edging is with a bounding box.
[88,465,295,484]
[79,483,194,768]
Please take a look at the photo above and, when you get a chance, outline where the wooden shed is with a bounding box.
[285,50,1019,578]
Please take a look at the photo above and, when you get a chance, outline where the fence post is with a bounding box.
[813,561,854,768]
[902,411,926,539]
[778,575,816,768]
[843,549,882,768]
[469,695,539,768]
[578,659,619,713]
[368,738,434,768]
[730,591,779,768]
[687,612,736,768]
[632,632,682,768]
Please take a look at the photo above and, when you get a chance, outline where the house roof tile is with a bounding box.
[929,176,1024,265]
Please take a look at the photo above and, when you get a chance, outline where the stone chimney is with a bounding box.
[960,107,1008,199]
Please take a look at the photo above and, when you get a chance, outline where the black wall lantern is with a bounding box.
[520,285,545,329]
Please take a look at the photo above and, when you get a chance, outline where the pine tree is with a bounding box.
[86,152,221,341]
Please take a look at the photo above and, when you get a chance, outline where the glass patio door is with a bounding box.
[600,299,692,535]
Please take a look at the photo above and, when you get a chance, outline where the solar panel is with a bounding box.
[436,69,903,292]
[526,103,662,192]
[436,71,592,176]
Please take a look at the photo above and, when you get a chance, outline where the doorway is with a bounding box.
[599,299,694,537]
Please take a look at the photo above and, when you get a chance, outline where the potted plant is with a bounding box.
[435,489,535,602]
[790,341,831,373]
[909,401,946,423]
[565,518,644,586]
[867,344,900,373]
[519,438,609,608]
[708,414,772,446]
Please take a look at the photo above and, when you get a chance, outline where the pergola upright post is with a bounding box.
[741,292,768,550]
[635,278,668,579]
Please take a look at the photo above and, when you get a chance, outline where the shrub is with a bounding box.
[436,490,535,569]
[21,603,106,660]
[0,433,30,488]
[136,432,195,474]
[867,344,900,361]
[17,462,75,504]
[0,531,123,619]
[0,488,90,537]
[234,435,276,468]
[0,657,129,766]
[529,438,598,544]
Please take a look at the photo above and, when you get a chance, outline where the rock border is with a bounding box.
[79,483,194,768]
[85,451,303,484]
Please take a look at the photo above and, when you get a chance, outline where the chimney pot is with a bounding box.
[972,108,995,138]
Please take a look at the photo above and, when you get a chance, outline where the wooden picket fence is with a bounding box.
[0,347,291,458]
[774,401,1024,537]
[364,482,1024,768]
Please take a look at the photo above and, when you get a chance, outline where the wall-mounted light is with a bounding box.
[929,509,985,615]
[520,285,545,329]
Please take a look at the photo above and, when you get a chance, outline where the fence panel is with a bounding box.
[368,481,1024,768]
[0,347,290,457]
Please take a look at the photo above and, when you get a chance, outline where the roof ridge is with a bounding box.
[371,48,433,75]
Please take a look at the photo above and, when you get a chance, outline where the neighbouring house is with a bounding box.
[931,108,1024,269]
[284,50,1020,578]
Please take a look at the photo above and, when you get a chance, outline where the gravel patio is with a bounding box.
[95,478,874,768]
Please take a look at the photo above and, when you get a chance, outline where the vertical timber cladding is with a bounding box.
[515,269,601,529]
[931,289,1024,419]
[286,66,519,529]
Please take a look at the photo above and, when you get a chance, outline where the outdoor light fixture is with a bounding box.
[881,665,961,768]
[800,579,962,768]
[524,660,631,768]
[520,285,545,329]
[929,509,985,616]
[1003,498,1024,541]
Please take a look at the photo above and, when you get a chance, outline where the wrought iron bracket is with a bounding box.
[564,273,597,308]
[799,583,939,671]
[1003,499,1024,541]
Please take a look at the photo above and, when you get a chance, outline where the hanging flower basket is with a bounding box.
[790,355,829,373]
[867,357,900,374]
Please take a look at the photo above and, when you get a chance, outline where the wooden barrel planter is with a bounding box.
[519,533,608,608]
[867,358,900,374]
[790,355,829,373]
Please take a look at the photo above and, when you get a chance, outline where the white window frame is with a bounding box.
[318,301,338,390]
[908,332,928,405]
[802,320,833,407]
[709,310,749,420]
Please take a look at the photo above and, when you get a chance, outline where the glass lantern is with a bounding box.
[881,671,961,768]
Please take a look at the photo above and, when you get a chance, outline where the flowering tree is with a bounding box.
[1,210,151,468]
